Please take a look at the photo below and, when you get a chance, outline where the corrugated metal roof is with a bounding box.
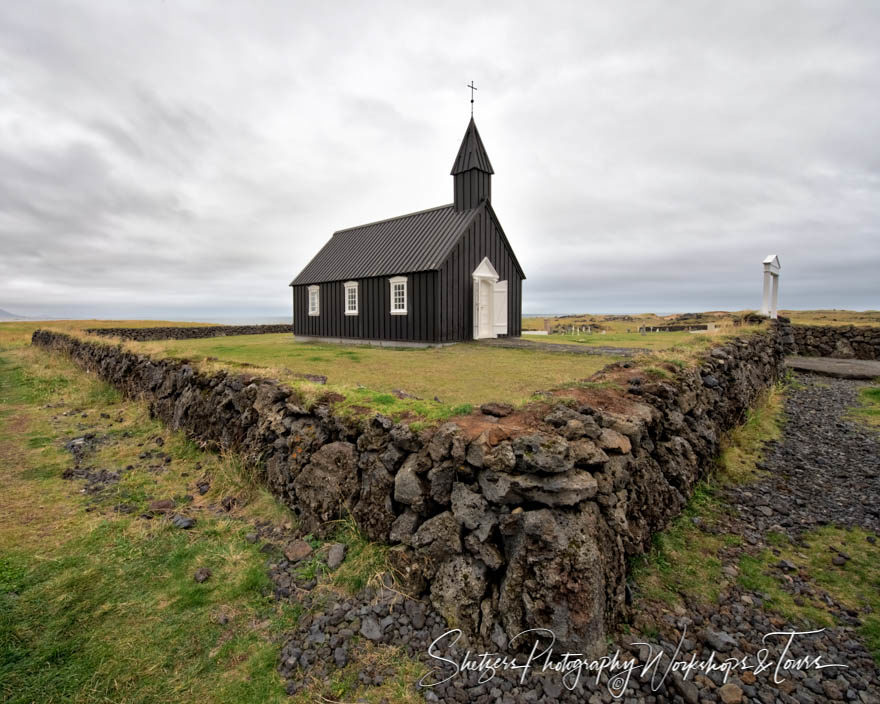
[290,204,481,286]
[450,118,494,175]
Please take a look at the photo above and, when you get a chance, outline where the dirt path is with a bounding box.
[478,337,648,356]
[785,356,880,380]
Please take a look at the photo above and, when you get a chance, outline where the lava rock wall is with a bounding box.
[32,324,787,655]
[85,324,292,341]
[789,323,880,360]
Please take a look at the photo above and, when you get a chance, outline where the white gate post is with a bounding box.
[760,255,781,319]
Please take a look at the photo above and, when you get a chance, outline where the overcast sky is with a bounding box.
[1,1,878,319]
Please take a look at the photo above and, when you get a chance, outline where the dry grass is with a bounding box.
[782,309,880,327]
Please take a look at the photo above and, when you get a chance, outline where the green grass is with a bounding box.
[129,333,617,414]
[0,342,431,703]
[630,383,786,608]
[630,485,742,607]
[2,321,621,419]
[737,526,880,664]
[850,385,880,427]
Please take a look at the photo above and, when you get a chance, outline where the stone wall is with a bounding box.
[85,324,292,341]
[790,324,880,360]
[31,324,787,654]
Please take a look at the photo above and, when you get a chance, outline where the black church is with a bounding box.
[289,116,524,345]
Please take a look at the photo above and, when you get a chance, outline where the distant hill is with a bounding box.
[0,308,26,321]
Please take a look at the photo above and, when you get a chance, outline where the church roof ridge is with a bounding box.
[332,203,456,236]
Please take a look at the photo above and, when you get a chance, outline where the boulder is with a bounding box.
[497,503,624,655]
[430,555,488,638]
[511,433,571,473]
[292,442,359,532]
[352,455,396,541]
[478,468,597,507]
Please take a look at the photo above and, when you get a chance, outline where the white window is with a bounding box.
[308,285,320,316]
[389,276,407,315]
[344,281,358,315]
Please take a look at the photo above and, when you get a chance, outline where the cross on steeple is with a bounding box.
[467,80,477,116]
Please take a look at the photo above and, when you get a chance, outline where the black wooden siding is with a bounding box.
[437,205,523,342]
[453,169,491,211]
[292,271,439,342]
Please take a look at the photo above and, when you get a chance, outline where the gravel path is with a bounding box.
[726,374,880,538]
[274,372,880,703]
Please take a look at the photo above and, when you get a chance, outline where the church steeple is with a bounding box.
[451,117,494,211]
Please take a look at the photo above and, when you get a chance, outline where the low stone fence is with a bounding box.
[85,324,292,341]
[31,324,787,654]
[790,324,880,360]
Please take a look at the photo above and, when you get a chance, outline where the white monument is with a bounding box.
[759,254,781,319]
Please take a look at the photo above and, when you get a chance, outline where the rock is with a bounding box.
[427,423,461,461]
[718,683,743,704]
[831,338,856,359]
[193,567,212,583]
[171,514,195,529]
[484,441,517,472]
[333,646,348,668]
[496,503,622,654]
[478,469,597,507]
[427,463,455,505]
[360,616,382,641]
[672,673,700,704]
[245,532,258,543]
[393,457,429,513]
[411,511,461,571]
[702,374,720,388]
[480,402,513,417]
[597,428,631,454]
[148,498,175,512]
[450,483,496,541]
[832,554,847,566]
[703,629,738,652]
[327,543,346,570]
[389,510,421,545]
[352,455,396,541]
[464,533,504,570]
[569,439,610,467]
[292,442,359,531]
[429,555,488,638]
[512,433,571,473]
[284,539,313,563]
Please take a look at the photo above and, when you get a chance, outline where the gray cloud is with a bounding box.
[0,0,878,319]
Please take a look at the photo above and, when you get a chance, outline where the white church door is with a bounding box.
[472,257,505,340]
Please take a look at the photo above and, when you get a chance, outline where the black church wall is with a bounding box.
[437,205,523,342]
[292,271,439,343]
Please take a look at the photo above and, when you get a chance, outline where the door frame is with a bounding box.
[472,257,499,340]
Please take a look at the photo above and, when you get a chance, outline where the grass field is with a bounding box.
[523,330,705,349]
[0,340,423,704]
[1,321,621,421]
